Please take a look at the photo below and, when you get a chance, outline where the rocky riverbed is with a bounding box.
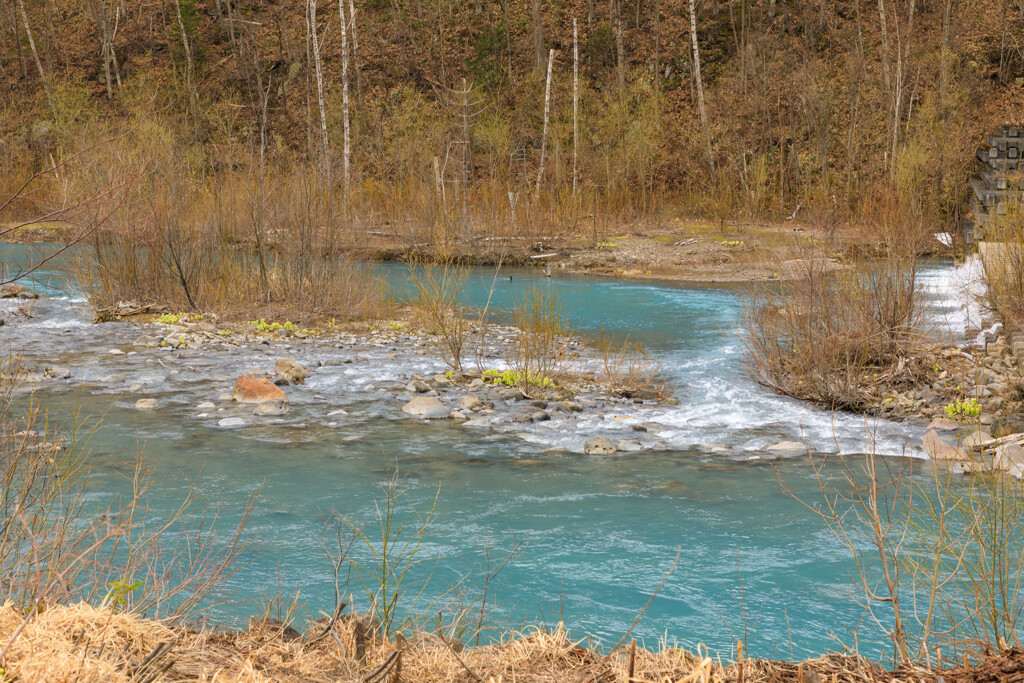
[5,308,693,457]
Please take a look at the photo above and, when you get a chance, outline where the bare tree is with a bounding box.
[532,0,544,68]
[573,18,579,199]
[338,0,352,200]
[535,49,555,198]
[689,0,714,181]
[308,0,330,178]
[612,0,625,91]
[17,0,53,113]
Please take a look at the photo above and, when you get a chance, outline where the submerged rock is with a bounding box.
[134,398,159,411]
[254,400,290,416]
[45,366,71,379]
[762,441,807,456]
[218,417,246,428]
[584,437,617,455]
[616,439,644,452]
[196,402,216,410]
[233,374,288,404]
[275,358,310,385]
[401,396,450,419]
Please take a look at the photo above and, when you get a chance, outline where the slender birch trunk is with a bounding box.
[535,49,555,199]
[18,0,53,113]
[309,0,330,178]
[173,0,196,117]
[338,0,352,199]
[689,0,713,181]
[573,18,579,199]
[348,0,364,110]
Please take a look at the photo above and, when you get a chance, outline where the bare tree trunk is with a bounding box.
[531,0,544,68]
[173,0,197,119]
[999,0,1009,84]
[612,0,625,91]
[338,0,352,200]
[654,0,661,102]
[348,0,364,111]
[255,69,272,300]
[573,18,579,199]
[535,49,555,199]
[308,0,330,178]
[689,0,714,181]
[939,0,957,116]
[18,0,53,113]
[461,79,471,230]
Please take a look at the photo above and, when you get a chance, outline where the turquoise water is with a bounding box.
[0,245,973,659]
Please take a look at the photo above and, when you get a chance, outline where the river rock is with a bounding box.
[401,396,450,419]
[218,417,246,428]
[531,410,550,422]
[134,398,158,411]
[922,430,968,461]
[584,437,617,455]
[99,374,125,383]
[459,396,481,411]
[994,443,1024,478]
[513,412,533,423]
[450,411,469,422]
[0,283,25,298]
[129,384,143,392]
[196,402,216,410]
[407,380,431,393]
[462,416,492,428]
[992,414,1024,437]
[963,430,994,449]
[275,358,310,385]
[762,441,807,456]
[926,417,960,432]
[45,366,71,379]
[233,373,288,403]
[254,400,290,416]
[327,409,349,416]
[617,439,644,452]
[108,349,125,355]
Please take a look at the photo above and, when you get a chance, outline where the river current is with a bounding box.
[0,244,983,659]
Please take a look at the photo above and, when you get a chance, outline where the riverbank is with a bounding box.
[1,601,1018,683]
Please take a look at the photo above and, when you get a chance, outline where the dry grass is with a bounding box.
[3,602,1023,683]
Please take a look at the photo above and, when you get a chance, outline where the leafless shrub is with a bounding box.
[508,287,571,396]
[595,330,673,399]
[408,258,471,371]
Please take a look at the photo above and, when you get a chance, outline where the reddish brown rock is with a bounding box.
[233,373,287,404]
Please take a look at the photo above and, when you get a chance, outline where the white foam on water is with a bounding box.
[918,257,986,344]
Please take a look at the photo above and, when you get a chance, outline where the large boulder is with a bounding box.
[233,373,287,404]
[584,437,617,455]
[994,443,1024,478]
[921,430,968,461]
[401,396,451,419]
[275,358,310,385]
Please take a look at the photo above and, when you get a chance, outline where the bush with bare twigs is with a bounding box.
[506,287,571,396]
[595,330,673,400]
[408,259,472,371]
[743,198,928,411]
